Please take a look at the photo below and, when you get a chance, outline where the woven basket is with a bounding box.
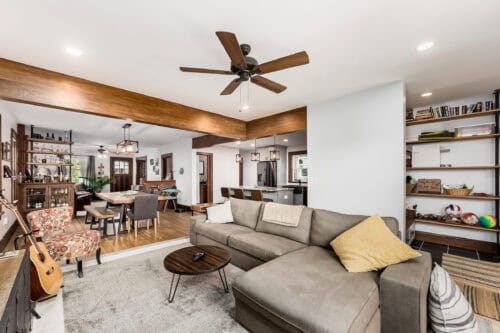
[444,187,473,196]
[406,183,416,193]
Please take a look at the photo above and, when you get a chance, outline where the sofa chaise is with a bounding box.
[190,198,431,333]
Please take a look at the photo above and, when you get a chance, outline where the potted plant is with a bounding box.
[85,176,114,193]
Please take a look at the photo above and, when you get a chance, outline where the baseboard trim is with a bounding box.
[415,231,497,254]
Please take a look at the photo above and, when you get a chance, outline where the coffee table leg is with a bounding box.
[168,273,181,303]
[218,268,229,293]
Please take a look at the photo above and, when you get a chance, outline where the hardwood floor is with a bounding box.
[7,209,193,256]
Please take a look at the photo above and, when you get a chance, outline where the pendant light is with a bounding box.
[115,123,139,154]
[250,138,260,161]
[97,145,108,159]
[269,136,280,161]
[235,141,242,163]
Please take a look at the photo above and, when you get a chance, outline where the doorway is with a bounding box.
[136,156,147,185]
[197,152,213,203]
[110,157,133,191]
[161,153,173,180]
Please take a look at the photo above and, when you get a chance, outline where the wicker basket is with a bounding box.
[444,187,473,196]
[406,183,416,193]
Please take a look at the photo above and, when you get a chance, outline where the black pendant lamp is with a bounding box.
[269,136,280,161]
[250,138,260,162]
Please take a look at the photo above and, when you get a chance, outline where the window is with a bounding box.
[288,151,308,183]
[71,156,88,183]
[114,160,129,174]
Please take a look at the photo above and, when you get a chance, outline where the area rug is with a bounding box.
[63,243,248,333]
[442,253,500,320]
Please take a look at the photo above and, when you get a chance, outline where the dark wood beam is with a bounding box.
[0,58,246,138]
[192,135,238,149]
[246,106,307,139]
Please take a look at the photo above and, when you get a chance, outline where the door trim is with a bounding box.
[197,152,213,203]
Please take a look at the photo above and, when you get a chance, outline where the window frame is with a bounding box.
[288,150,308,183]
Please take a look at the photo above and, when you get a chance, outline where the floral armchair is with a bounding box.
[27,206,101,278]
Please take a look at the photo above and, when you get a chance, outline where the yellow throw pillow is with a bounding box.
[330,215,421,273]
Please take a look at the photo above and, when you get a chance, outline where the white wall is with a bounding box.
[157,138,193,206]
[194,146,240,203]
[408,94,498,243]
[0,108,18,241]
[308,81,406,237]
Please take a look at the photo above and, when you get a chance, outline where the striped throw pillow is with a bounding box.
[429,264,479,333]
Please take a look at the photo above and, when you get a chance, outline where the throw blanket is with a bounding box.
[262,203,304,227]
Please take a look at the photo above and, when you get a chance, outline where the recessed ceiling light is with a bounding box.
[283,139,289,142]
[250,143,255,147]
[235,140,241,145]
[421,92,433,97]
[416,41,435,52]
[65,47,82,57]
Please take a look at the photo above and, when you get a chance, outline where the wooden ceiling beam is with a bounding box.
[192,135,238,149]
[246,106,307,139]
[0,58,246,138]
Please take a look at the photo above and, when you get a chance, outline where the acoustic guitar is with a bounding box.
[0,195,63,301]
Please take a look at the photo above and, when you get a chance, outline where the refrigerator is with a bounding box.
[257,161,277,187]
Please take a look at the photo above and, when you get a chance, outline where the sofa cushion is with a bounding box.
[228,232,306,262]
[233,246,380,333]
[194,222,254,245]
[256,206,313,244]
[331,215,421,272]
[310,209,399,247]
[230,197,262,229]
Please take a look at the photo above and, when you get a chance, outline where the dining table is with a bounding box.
[96,191,167,234]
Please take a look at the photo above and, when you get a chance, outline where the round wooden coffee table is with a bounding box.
[163,245,231,303]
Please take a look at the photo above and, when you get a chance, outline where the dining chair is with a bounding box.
[221,187,231,199]
[162,187,178,212]
[126,194,160,238]
[232,188,245,199]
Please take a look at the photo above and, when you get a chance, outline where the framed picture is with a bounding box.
[199,160,205,175]
[150,158,154,165]
[2,142,10,162]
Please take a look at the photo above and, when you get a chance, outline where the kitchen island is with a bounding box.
[239,186,294,205]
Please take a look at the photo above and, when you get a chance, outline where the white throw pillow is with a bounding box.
[429,264,478,333]
[206,201,233,224]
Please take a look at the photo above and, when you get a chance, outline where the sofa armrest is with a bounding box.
[189,215,207,245]
[380,251,431,333]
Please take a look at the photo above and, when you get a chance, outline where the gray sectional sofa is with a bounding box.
[190,198,431,333]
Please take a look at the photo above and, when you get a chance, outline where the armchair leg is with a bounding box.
[96,248,102,265]
[76,257,83,278]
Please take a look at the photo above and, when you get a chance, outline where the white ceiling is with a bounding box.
[1,1,500,121]
[0,101,200,154]
[220,130,306,151]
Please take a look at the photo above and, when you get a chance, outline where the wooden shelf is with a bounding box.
[27,138,73,145]
[27,150,72,155]
[407,165,500,171]
[407,192,500,201]
[406,133,500,145]
[26,163,73,167]
[415,218,499,233]
[406,109,500,126]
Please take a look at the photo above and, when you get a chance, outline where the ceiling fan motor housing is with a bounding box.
[230,44,258,75]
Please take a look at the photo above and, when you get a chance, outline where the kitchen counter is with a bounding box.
[240,186,293,192]
[237,186,294,205]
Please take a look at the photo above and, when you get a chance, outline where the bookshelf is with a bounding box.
[406,90,499,255]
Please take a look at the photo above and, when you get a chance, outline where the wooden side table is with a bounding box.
[191,203,216,216]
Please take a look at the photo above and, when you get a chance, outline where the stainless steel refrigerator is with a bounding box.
[257,161,277,187]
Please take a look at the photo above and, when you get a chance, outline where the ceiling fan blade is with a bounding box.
[251,76,287,93]
[253,51,309,75]
[220,79,242,95]
[216,31,247,69]
[179,67,233,75]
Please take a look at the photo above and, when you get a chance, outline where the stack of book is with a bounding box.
[418,130,455,141]
[412,100,496,120]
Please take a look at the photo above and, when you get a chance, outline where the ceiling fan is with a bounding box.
[180,31,309,95]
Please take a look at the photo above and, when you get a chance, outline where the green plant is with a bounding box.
[85,176,114,193]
